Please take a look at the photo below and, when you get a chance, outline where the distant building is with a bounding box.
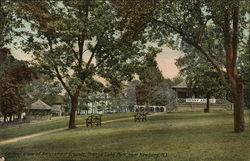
[52,95,66,116]
[172,81,194,98]
[26,100,52,121]
[170,81,233,112]
[51,105,63,116]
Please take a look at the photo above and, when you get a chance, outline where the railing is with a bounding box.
[176,98,232,105]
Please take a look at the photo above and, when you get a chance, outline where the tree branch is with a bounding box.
[65,42,80,62]
[78,0,90,65]
[94,54,110,70]
[153,18,230,89]
[46,35,73,97]
[196,18,210,43]
[86,40,100,70]
[85,28,108,70]
[54,65,73,98]
[232,2,239,71]
[152,18,193,44]
[193,44,229,89]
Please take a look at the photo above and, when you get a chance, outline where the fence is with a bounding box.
[174,98,233,111]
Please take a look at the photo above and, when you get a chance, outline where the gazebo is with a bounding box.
[26,100,52,121]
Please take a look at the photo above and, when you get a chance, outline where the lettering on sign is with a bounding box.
[186,98,216,104]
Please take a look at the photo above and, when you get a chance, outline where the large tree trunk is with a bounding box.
[68,92,79,129]
[223,3,244,132]
[205,93,210,113]
[226,58,245,133]
[3,115,7,123]
[226,63,245,133]
[232,78,245,132]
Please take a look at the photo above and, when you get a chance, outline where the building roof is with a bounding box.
[172,81,188,89]
[29,99,52,110]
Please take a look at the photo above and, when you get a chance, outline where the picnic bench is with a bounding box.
[134,112,148,122]
[86,114,102,127]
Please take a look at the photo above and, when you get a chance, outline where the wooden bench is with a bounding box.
[86,115,102,127]
[134,112,148,122]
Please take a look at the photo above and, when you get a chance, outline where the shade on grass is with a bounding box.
[0,111,249,161]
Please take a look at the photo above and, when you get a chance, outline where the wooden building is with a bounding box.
[172,81,193,98]
[51,105,63,116]
[26,100,52,121]
[171,81,233,112]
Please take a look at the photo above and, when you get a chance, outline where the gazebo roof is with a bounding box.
[29,99,52,110]
[172,81,188,89]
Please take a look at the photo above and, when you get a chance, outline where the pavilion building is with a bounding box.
[170,81,233,112]
[26,99,52,121]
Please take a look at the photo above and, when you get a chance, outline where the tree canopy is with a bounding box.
[14,1,158,128]
[0,49,37,122]
[148,0,249,132]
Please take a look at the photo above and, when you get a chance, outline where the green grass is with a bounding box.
[0,113,133,140]
[0,111,249,161]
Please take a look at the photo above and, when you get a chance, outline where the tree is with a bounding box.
[165,75,185,87]
[0,1,16,48]
[147,80,176,106]
[135,47,165,105]
[0,1,42,122]
[78,78,104,114]
[0,49,36,122]
[21,76,62,107]
[16,1,151,128]
[123,80,139,112]
[176,54,228,112]
[149,0,249,132]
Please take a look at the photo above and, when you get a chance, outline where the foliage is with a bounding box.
[15,1,156,128]
[13,0,160,128]
[0,1,21,48]
[176,53,228,99]
[147,80,176,106]
[149,0,249,88]
[21,77,62,107]
[137,47,164,87]
[123,80,139,111]
[78,78,105,114]
[132,47,165,106]
[164,75,185,87]
[0,49,36,122]
[148,0,249,132]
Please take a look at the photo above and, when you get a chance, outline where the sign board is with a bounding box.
[186,98,216,104]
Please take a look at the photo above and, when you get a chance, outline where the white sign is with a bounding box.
[186,98,216,104]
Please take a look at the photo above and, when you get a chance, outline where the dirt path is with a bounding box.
[0,113,161,145]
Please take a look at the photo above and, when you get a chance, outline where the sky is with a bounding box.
[10,45,184,79]
[156,47,184,78]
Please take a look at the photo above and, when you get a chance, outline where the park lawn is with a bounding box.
[0,113,134,141]
[0,111,249,161]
